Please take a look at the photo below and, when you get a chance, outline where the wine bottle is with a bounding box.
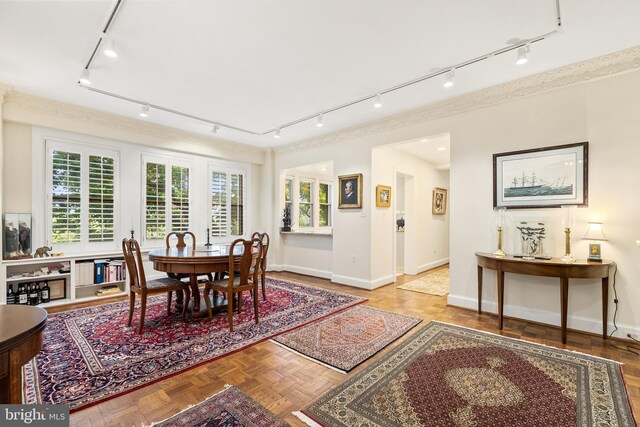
[18,283,28,305]
[41,281,50,304]
[7,284,16,305]
[36,282,43,305]
[29,283,38,305]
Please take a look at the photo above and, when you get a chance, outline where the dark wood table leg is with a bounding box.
[560,277,569,344]
[477,265,483,314]
[497,270,504,330]
[602,277,609,340]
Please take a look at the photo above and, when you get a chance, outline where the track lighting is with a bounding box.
[79,69,92,85]
[516,43,530,65]
[139,104,149,118]
[212,124,219,134]
[374,93,382,108]
[274,128,281,138]
[316,114,324,127]
[102,33,117,58]
[443,69,455,88]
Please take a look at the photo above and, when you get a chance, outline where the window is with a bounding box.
[284,177,293,215]
[319,182,331,226]
[143,157,191,241]
[211,167,246,238]
[47,141,119,249]
[299,180,313,227]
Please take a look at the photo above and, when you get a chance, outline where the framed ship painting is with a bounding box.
[493,142,588,209]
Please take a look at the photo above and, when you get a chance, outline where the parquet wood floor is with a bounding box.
[58,267,639,426]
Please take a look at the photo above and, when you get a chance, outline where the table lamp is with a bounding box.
[584,222,607,262]
[560,205,576,263]
[493,207,506,257]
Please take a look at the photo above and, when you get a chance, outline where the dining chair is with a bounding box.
[251,231,270,301]
[122,238,191,334]
[203,237,262,332]
[165,231,212,313]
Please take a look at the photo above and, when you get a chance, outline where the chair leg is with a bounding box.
[254,285,259,324]
[182,287,191,321]
[237,290,243,313]
[227,290,234,332]
[261,272,267,301]
[167,291,173,315]
[204,287,213,320]
[138,293,147,334]
[127,292,135,326]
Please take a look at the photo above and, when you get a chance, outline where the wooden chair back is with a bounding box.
[122,238,147,291]
[251,231,270,271]
[227,238,262,287]
[165,231,196,249]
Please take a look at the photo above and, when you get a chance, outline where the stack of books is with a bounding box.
[95,284,122,297]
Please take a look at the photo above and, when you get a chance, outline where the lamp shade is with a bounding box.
[584,222,607,241]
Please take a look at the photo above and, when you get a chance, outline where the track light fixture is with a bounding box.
[516,43,530,65]
[374,93,382,108]
[443,69,455,88]
[79,0,561,137]
[102,33,118,58]
[79,69,92,85]
[212,124,220,134]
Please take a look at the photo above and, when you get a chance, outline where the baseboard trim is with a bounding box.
[269,264,332,280]
[447,294,640,340]
[370,275,395,290]
[331,274,374,290]
[417,258,449,274]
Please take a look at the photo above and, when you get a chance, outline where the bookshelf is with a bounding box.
[1,249,163,307]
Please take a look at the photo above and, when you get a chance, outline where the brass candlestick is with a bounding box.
[560,227,575,263]
[494,226,506,257]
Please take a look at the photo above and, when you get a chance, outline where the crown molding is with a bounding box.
[3,90,264,161]
[0,83,14,104]
[275,45,640,154]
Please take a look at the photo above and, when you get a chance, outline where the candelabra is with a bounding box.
[493,207,506,257]
[204,228,212,247]
[560,205,576,263]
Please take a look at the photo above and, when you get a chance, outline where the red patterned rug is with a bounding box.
[271,305,421,372]
[151,385,288,427]
[296,321,637,427]
[23,278,364,412]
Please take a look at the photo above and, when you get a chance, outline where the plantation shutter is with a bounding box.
[230,173,244,236]
[51,150,82,243]
[211,171,228,236]
[145,162,166,239]
[88,155,115,242]
[171,166,190,232]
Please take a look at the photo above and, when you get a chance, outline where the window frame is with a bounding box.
[45,139,120,253]
[207,163,249,242]
[141,154,193,243]
[318,180,332,227]
[283,174,333,231]
[298,178,314,228]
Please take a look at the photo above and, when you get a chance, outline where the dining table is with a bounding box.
[148,244,244,318]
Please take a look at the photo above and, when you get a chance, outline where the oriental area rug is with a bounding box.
[397,267,449,296]
[149,385,288,427]
[295,321,636,427]
[272,305,421,373]
[23,278,364,412]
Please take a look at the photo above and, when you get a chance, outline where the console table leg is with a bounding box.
[602,277,609,340]
[561,277,569,344]
[497,270,504,330]
[477,266,483,314]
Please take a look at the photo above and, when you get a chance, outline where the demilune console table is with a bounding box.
[475,252,613,344]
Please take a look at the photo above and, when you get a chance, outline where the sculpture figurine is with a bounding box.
[282,208,292,232]
[34,246,52,258]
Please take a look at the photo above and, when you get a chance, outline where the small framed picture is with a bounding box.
[48,279,67,301]
[432,188,447,215]
[588,243,602,262]
[338,173,363,209]
[376,185,391,208]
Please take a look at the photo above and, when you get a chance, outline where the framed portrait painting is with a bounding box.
[493,142,588,209]
[376,185,391,208]
[432,188,447,215]
[338,173,362,209]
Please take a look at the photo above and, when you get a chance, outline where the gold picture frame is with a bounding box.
[338,173,363,209]
[376,185,391,208]
[432,187,447,215]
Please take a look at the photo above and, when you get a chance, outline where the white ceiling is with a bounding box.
[393,133,451,170]
[1,1,639,148]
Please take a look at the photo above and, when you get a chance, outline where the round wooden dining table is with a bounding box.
[148,244,243,317]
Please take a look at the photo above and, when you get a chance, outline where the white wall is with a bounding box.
[371,146,450,286]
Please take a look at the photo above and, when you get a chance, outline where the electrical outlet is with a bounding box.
[352,256,356,263]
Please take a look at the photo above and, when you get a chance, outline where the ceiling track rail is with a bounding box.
[79,0,563,138]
